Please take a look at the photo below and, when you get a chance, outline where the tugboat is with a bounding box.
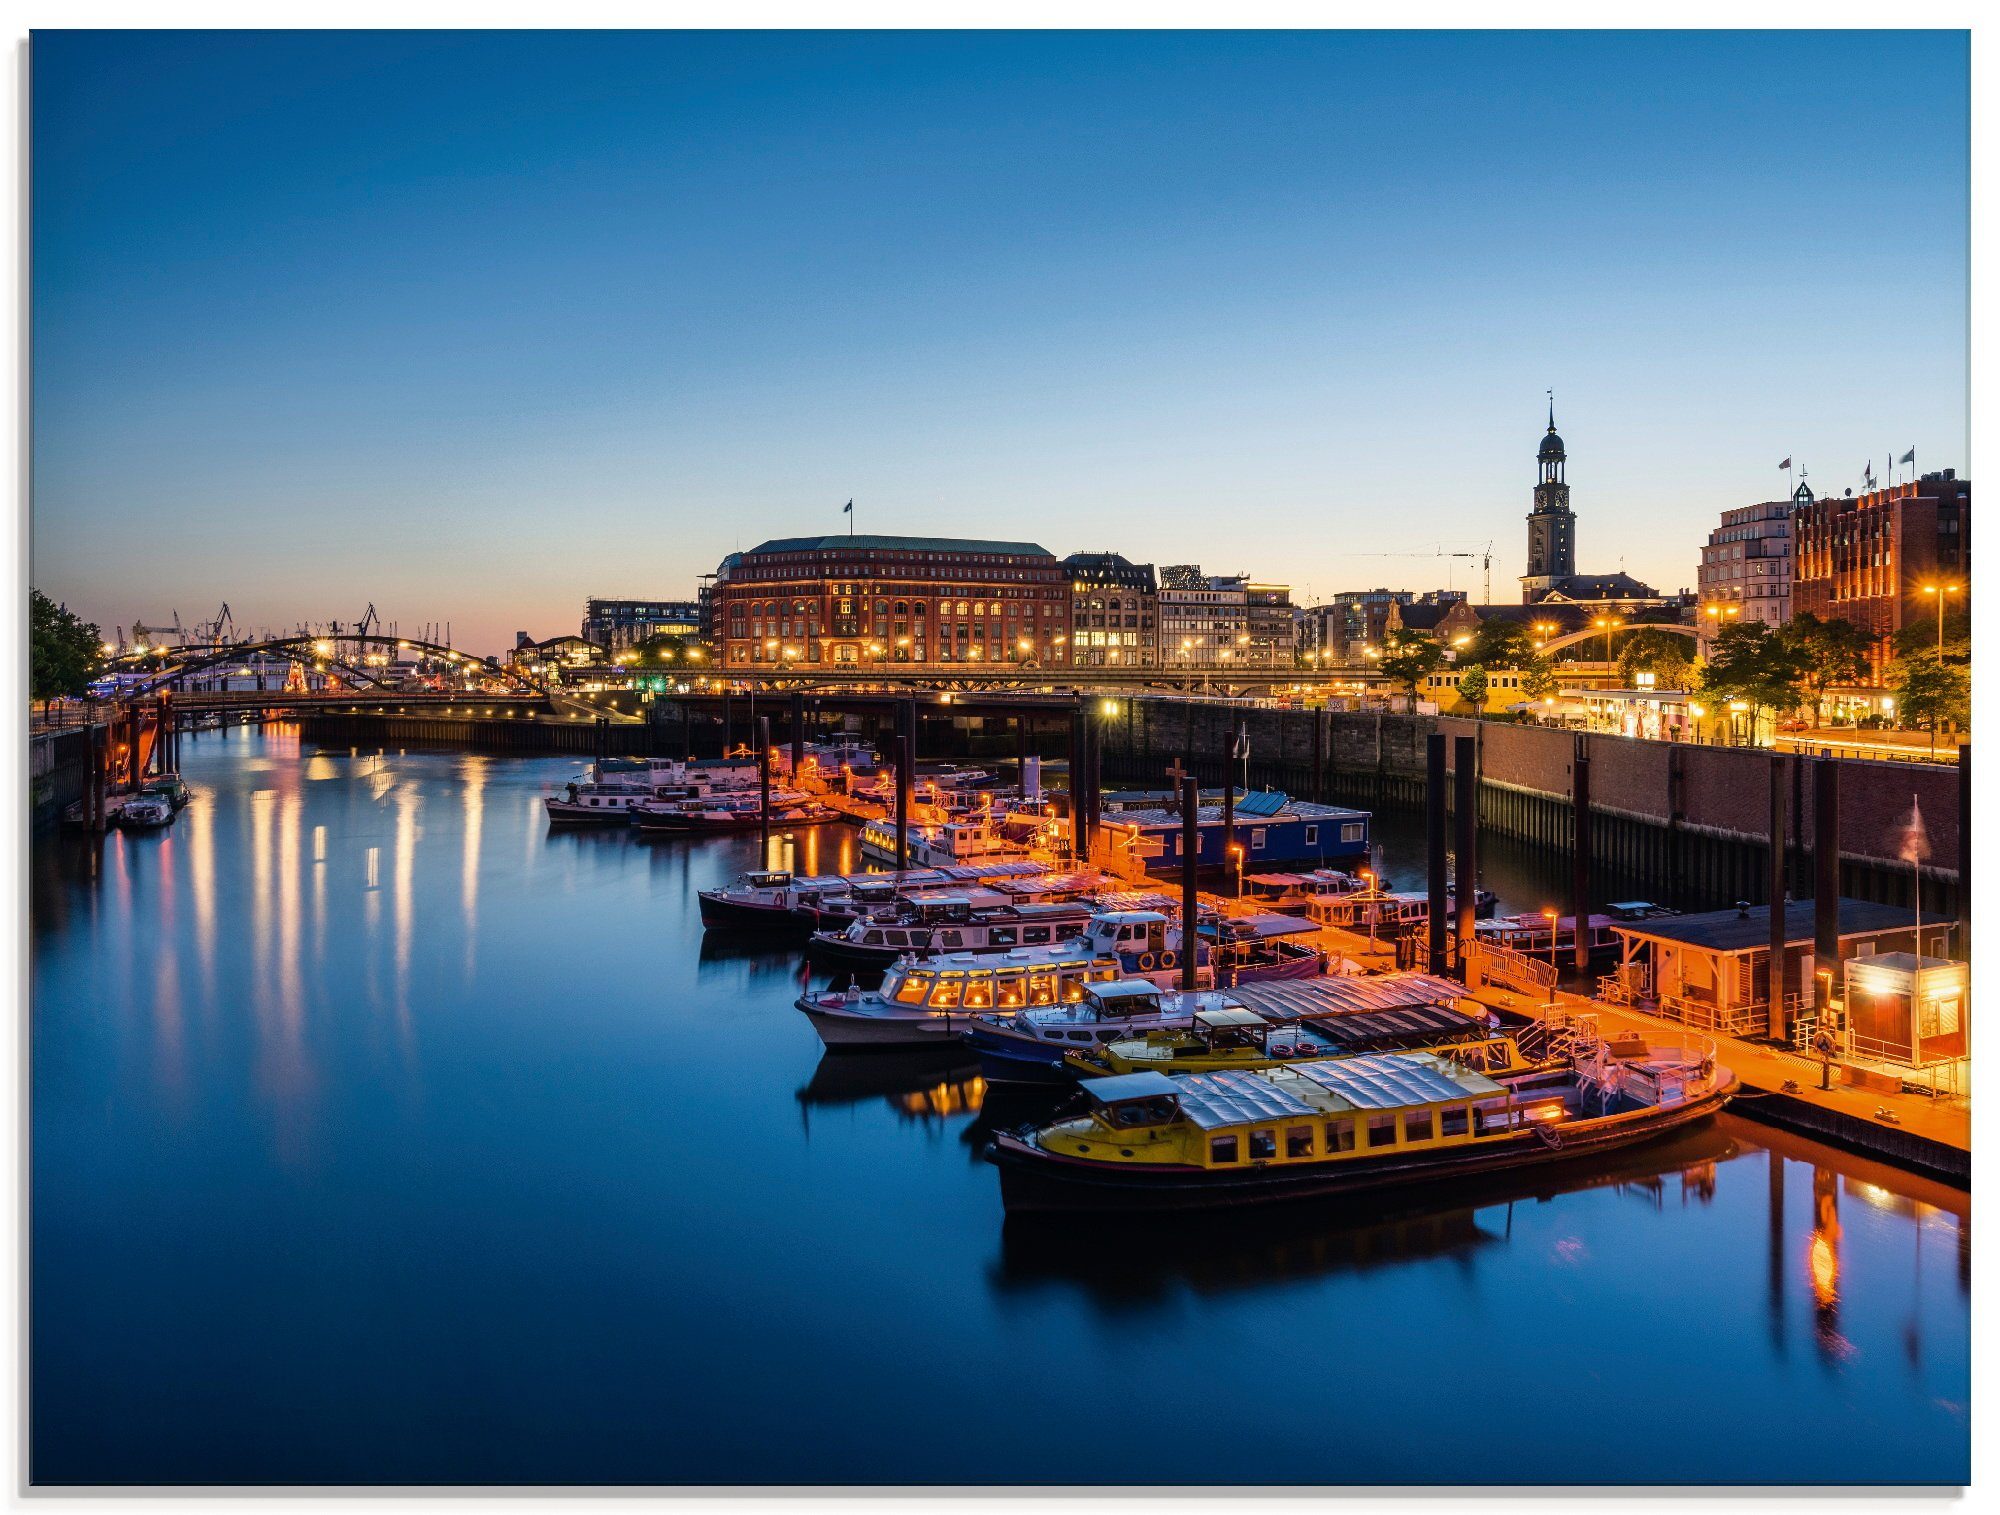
[987,1025,1734,1213]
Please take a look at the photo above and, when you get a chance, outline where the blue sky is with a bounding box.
[32,29,1969,653]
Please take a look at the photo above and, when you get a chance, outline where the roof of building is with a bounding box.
[1061,551,1157,587]
[744,534,1053,558]
[1394,603,1452,631]
[1542,572,1662,601]
[1610,898,1919,953]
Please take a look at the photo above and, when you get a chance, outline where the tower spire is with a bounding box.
[1547,389,1556,432]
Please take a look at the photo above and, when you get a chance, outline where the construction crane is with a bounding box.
[1356,543,1496,602]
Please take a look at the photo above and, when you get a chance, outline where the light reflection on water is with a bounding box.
[30,729,1969,1486]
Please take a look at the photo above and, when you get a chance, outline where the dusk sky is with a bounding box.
[32,29,1969,655]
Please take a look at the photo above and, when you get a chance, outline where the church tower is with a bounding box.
[1520,396,1575,602]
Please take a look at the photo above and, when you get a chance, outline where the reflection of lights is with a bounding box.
[1809,1231,1838,1307]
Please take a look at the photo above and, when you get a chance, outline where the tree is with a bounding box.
[1699,620,1807,736]
[1465,617,1533,671]
[629,632,713,667]
[30,589,104,700]
[1375,629,1445,698]
[1891,605,1969,666]
[1781,612,1872,721]
[1521,653,1560,703]
[1615,627,1695,690]
[1455,664,1490,719]
[1895,659,1969,740]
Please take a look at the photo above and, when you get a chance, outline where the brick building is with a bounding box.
[1791,470,1971,683]
[1062,551,1157,665]
[713,535,1068,669]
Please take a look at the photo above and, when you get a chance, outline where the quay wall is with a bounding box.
[1098,701,1964,919]
[29,727,94,826]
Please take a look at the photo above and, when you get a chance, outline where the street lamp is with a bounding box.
[1920,582,1961,663]
[1359,868,1379,949]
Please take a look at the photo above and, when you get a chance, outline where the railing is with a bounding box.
[1656,993,1771,1038]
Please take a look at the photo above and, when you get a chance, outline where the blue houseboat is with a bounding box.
[1098,789,1371,875]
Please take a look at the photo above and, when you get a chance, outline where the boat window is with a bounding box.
[1326,1120,1357,1153]
[938,931,964,948]
[1342,822,1365,843]
[894,973,932,1005]
[1303,825,1318,845]
[1405,1110,1434,1142]
[1251,829,1267,850]
[864,931,884,945]
[1285,1127,1314,1159]
[1095,1030,1121,1042]
[1067,1031,1094,1042]
[963,979,994,1010]
[989,928,1017,947]
[1209,1135,1239,1164]
[1365,1113,1399,1148]
[996,975,1026,1008]
[1023,927,1050,945]
[1247,1129,1277,1161]
[929,979,962,1009]
[1440,1105,1470,1139]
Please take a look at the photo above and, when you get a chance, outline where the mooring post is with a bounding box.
[758,715,772,851]
[89,726,106,832]
[789,691,805,778]
[1767,754,1789,1039]
[721,690,733,757]
[1813,758,1841,1012]
[1221,717,1239,898]
[1453,734,1477,976]
[1571,733,1591,979]
[1180,774,1200,993]
[894,728,911,873]
[1017,712,1031,798]
[1427,732,1448,976]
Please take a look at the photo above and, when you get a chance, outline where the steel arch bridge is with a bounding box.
[116,634,554,698]
[1537,623,1700,658]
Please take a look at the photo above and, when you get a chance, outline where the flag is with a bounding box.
[1900,447,1916,466]
[1864,462,1875,488]
[842,499,853,514]
[1232,728,1250,762]
[1779,457,1792,470]
[1896,796,1931,865]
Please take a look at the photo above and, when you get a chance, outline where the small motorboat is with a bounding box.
[115,793,176,831]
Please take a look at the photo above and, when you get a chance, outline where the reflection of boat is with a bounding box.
[994,1118,1749,1300]
[990,1028,1736,1213]
[796,1048,983,1111]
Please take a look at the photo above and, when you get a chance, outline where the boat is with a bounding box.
[806,890,1099,973]
[986,1025,1735,1212]
[115,792,176,830]
[696,859,1055,934]
[1066,1002,1514,1078]
[1202,912,1327,983]
[1305,886,1497,938]
[961,979,1243,1085]
[633,794,838,833]
[857,814,1048,868]
[544,781,660,823]
[1240,869,1371,915]
[795,950,1128,1050]
[139,772,192,810]
[1474,903,1676,974]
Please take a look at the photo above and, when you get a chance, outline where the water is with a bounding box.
[31,730,1970,1486]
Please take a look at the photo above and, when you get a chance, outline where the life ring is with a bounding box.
[1137,952,1156,971]
[1160,950,1177,970]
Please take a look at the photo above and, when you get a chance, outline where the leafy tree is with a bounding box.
[1699,621,1807,733]
[1895,659,1969,738]
[1615,627,1696,690]
[1521,654,1560,702]
[1890,604,1969,665]
[30,589,105,700]
[630,632,713,666]
[1781,612,1872,720]
[1375,629,1445,698]
[1455,664,1490,719]
[1465,617,1534,670]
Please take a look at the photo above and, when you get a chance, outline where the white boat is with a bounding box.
[964,980,1245,1084]
[796,948,1128,1049]
[858,814,1047,867]
[545,782,658,823]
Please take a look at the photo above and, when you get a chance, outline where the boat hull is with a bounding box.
[697,893,817,933]
[989,1076,1736,1213]
[796,999,975,1050]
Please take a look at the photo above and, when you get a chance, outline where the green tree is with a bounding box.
[1890,604,1969,666]
[1894,659,1969,740]
[1699,620,1807,736]
[1615,627,1696,690]
[630,632,713,667]
[1781,612,1872,721]
[30,589,105,700]
[1521,653,1560,702]
[1455,664,1490,719]
[1375,629,1445,699]
[1465,617,1533,670]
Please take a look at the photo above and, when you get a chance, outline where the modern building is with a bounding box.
[1299,589,1411,664]
[1243,581,1298,668]
[711,535,1069,668]
[1698,499,1793,632]
[1791,470,1972,684]
[1159,569,1248,668]
[1062,551,1157,666]
[581,598,704,653]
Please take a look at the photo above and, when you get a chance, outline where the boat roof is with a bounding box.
[1216,911,1319,940]
[1173,1069,1322,1129]
[1089,980,1167,1003]
[1108,800,1370,828]
[1224,974,1468,1022]
[1290,1053,1503,1109]
[1080,1070,1180,1104]
[1194,1007,1267,1029]
[1307,1005,1484,1046]
[1091,910,1168,925]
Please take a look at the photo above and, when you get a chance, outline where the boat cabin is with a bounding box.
[884,954,1121,1011]
[1842,952,1969,1068]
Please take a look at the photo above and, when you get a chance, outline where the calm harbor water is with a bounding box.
[32,729,1969,1486]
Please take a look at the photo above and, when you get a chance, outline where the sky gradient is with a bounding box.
[32,29,1970,655]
